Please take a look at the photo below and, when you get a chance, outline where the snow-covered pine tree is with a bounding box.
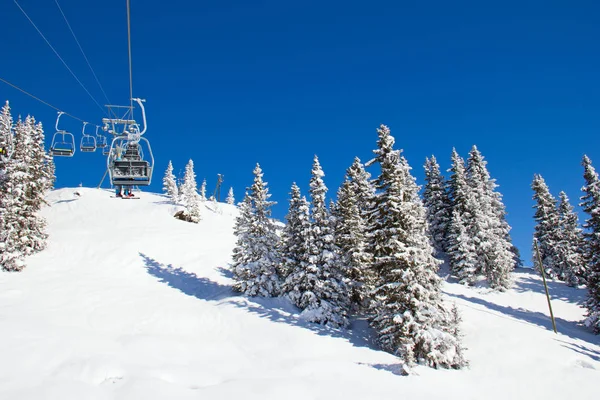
[299,156,349,327]
[334,177,372,309]
[231,164,280,297]
[231,192,253,271]
[555,191,587,286]
[280,183,311,288]
[1,117,45,270]
[226,187,235,205]
[163,160,179,202]
[366,124,466,369]
[423,155,452,253]
[180,159,201,223]
[466,146,514,290]
[446,149,477,280]
[579,155,600,333]
[531,174,560,277]
[200,178,207,202]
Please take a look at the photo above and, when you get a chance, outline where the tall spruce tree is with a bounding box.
[446,149,477,281]
[298,156,349,327]
[231,164,281,297]
[281,183,312,293]
[163,160,179,202]
[580,155,600,333]
[555,191,587,286]
[334,177,372,309]
[423,156,452,253]
[465,146,515,290]
[366,124,466,369]
[531,174,560,276]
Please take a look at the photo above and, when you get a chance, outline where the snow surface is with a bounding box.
[0,187,598,399]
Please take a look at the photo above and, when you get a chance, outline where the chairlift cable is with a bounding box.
[0,76,88,123]
[53,0,112,106]
[12,0,107,116]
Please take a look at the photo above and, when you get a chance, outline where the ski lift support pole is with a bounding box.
[533,238,558,334]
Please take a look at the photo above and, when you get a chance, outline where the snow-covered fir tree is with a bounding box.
[531,174,560,276]
[334,177,372,309]
[200,178,207,202]
[180,159,201,223]
[296,156,349,327]
[0,113,53,271]
[465,146,515,290]
[280,183,311,290]
[579,155,600,333]
[555,191,587,286]
[423,155,452,253]
[366,124,466,369]
[162,160,179,202]
[226,187,235,205]
[446,149,478,281]
[231,164,280,297]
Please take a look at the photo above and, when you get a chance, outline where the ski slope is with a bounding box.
[0,187,598,399]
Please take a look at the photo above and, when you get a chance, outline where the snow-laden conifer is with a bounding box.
[231,164,281,297]
[579,156,600,333]
[200,178,207,202]
[334,177,372,309]
[423,155,452,253]
[180,159,201,223]
[555,191,587,286]
[163,161,179,202]
[299,156,349,327]
[281,183,311,291]
[226,187,235,205]
[531,174,560,276]
[465,146,515,290]
[366,124,466,369]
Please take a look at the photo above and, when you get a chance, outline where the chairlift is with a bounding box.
[80,122,96,152]
[95,125,107,149]
[49,112,75,157]
[106,98,153,186]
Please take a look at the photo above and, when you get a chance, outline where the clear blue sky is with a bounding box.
[1,0,599,264]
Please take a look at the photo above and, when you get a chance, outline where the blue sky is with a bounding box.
[1,0,599,263]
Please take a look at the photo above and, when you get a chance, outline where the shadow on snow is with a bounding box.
[139,252,380,353]
[512,267,587,306]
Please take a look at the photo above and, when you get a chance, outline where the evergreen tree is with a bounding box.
[531,174,560,276]
[446,149,477,279]
[423,156,452,252]
[580,155,600,333]
[281,183,311,290]
[334,177,372,309]
[299,156,349,327]
[200,178,207,201]
[231,164,281,297]
[466,146,514,290]
[366,124,466,368]
[180,159,201,223]
[226,187,235,205]
[162,160,179,202]
[555,191,587,286]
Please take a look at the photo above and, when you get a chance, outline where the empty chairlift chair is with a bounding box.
[95,126,108,149]
[49,112,75,157]
[80,122,97,152]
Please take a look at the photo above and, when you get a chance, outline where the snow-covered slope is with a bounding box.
[0,187,598,399]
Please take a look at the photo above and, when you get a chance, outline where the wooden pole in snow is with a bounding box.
[534,238,558,334]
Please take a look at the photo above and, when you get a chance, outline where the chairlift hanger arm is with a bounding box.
[55,111,65,131]
[132,98,146,135]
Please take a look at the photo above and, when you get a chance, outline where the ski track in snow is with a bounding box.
[0,187,598,399]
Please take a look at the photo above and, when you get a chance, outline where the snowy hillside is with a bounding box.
[0,188,598,399]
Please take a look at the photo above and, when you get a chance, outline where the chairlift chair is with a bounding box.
[107,137,153,186]
[49,112,75,157]
[80,122,97,152]
[95,125,107,149]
